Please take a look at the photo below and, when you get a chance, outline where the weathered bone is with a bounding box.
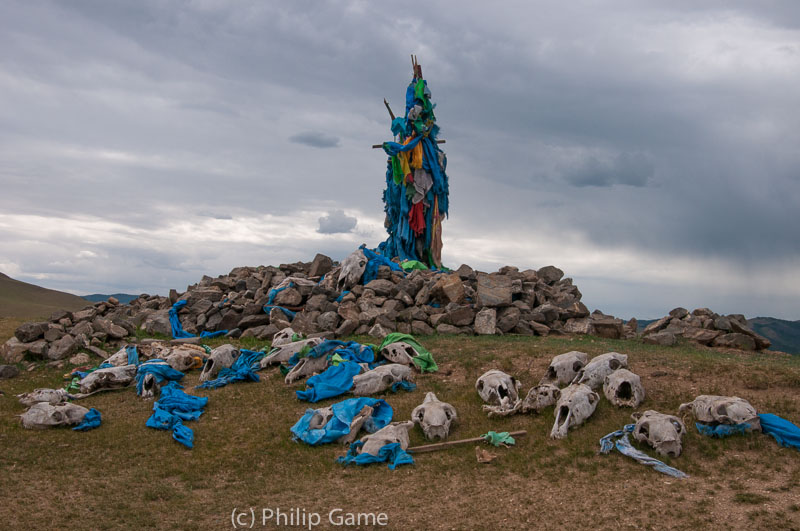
[522,383,561,413]
[573,352,628,389]
[631,410,686,458]
[540,351,588,386]
[165,347,201,372]
[271,327,297,347]
[103,347,130,367]
[284,354,330,384]
[21,402,90,429]
[17,388,71,407]
[678,395,761,431]
[260,337,324,368]
[475,370,521,413]
[337,249,367,291]
[379,341,418,369]
[79,365,136,394]
[357,421,414,456]
[412,392,457,441]
[351,364,413,396]
[550,383,599,439]
[198,344,238,382]
[603,369,645,407]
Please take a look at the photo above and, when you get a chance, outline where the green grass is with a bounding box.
[1,332,799,529]
[0,272,90,320]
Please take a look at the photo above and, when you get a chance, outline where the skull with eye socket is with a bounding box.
[631,410,686,458]
[379,341,419,369]
[351,364,414,396]
[271,327,298,347]
[603,369,645,408]
[572,352,628,390]
[198,344,238,382]
[540,351,588,386]
[550,383,599,439]
[412,392,457,441]
[337,249,367,291]
[20,402,90,429]
[476,370,521,411]
[678,395,761,432]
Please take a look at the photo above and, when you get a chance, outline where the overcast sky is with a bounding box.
[1,1,799,320]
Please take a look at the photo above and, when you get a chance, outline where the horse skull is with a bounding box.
[79,365,136,394]
[573,352,628,389]
[550,383,599,439]
[351,364,413,396]
[631,410,686,458]
[357,421,414,456]
[678,395,761,431]
[412,392,457,441]
[199,344,238,382]
[603,369,645,408]
[379,342,418,369]
[260,337,324,368]
[337,249,367,291]
[476,370,521,411]
[17,388,71,407]
[540,351,588,386]
[21,402,90,429]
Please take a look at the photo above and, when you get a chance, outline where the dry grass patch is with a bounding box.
[0,333,799,529]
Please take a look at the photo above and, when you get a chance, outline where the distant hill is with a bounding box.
[748,317,800,355]
[0,272,90,319]
[83,293,139,304]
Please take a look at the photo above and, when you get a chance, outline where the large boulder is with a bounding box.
[14,322,49,343]
[712,333,756,351]
[432,273,465,304]
[48,334,79,360]
[476,273,512,307]
[643,331,677,346]
[683,328,722,345]
[0,338,28,363]
[473,308,497,335]
[144,311,172,337]
[536,265,564,284]
[308,253,334,278]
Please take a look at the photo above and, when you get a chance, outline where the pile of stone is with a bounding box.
[1,297,137,363]
[641,307,771,351]
[1,253,592,365]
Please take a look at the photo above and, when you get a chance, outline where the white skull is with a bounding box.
[79,365,136,394]
[476,370,521,409]
[522,383,561,414]
[17,388,70,407]
[284,354,330,384]
[631,410,686,458]
[550,383,599,439]
[357,421,414,456]
[260,337,324,368]
[603,369,645,408]
[137,360,175,399]
[573,352,628,389]
[351,364,413,396]
[271,327,297,347]
[21,402,90,429]
[103,347,130,366]
[679,395,761,431]
[412,392,457,441]
[199,344,238,382]
[379,342,418,368]
[165,348,200,372]
[337,249,367,291]
[306,406,335,430]
[540,351,588,386]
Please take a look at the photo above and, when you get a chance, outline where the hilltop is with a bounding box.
[0,272,89,319]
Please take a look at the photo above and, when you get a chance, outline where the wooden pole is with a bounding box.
[408,430,527,454]
[383,99,396,121]
[372,139,445,149]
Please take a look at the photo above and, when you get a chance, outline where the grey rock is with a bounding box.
[473,308,497,335]
[308,253,334,277]
[411,320,435,336]
[15,322,49,343]
[317,311,340,331]
[26,340,49,358]
[237,314,270,330]
[335,319,358,338]
[0,365,20,379]
[1,338,27,363]
[240,324,279,340]
[69,353,91,365]
[432,273,465,304]
[274,287,302,307]
[669,307,689,319]
[536,265,564,284]
[591,318,624,339]
[642,316,671,336]
[43,327,66,342]
[683,327,722,345]
[476,273,512,307]
[365,279,396,297]
[530,321,550,336]
[48,334,79,360]
[72,308,97,322]
[144,311,172,337]
[712,333,756,351]
[714,316,733,332]
[643,331,677,346]
[447,306,475,327]
[436,323,468,335]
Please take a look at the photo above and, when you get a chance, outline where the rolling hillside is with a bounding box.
[0,272,89,319]
[748,317,800,355]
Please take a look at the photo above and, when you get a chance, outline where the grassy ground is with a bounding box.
[1,331,799,530]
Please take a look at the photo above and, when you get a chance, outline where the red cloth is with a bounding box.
[409,201,426,236]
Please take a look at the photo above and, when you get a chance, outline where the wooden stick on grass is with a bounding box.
[408,430,527,454]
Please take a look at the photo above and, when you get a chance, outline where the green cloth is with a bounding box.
[378,333,438,373]
[291,333,304,342]
[330,353,345,366]
[400,260,428,271]
[482,431,515,447]
[391,155,403,184]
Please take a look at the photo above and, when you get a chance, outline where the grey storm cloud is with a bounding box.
[1,1,799,319]
[317,210,357,234]
[561,152,654,188]
[289,132,341,149]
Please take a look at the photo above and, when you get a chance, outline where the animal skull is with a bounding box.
[540,351,588,386]
[284,354,330,384]
[357,421,414,456]
[631,410,686,458]
[379,342,418,369]
[165,347,201,372]
[603,369,645,408]
[17,388,71,407]
[573,352,628,389]
[104,347,130,366]
[351,364,413,396]
[522,383,561,413]
[475,370,521,410]
[79,365,136,394]
[260,338,324,368]
[679,395,761,431]
[21,402,90,429]
[412,392,457,441]
[550,383,599,439]
[337,249,367,291]
[199,344,238,382]
[271,327,297,347]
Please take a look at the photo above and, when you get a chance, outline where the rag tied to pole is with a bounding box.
[377,57,449,268]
